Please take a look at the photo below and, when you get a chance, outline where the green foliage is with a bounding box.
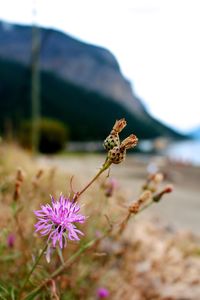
[0,282,16,300]
[0,58,182,141]
[19,118,68,154]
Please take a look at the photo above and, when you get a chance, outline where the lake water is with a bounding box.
[165,140,200,166]
[66,140,200,166]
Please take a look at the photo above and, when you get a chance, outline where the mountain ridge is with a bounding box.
[0,21,183,140]
[0,21,148,117]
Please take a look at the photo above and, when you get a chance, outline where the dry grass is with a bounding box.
[0,143,200,300]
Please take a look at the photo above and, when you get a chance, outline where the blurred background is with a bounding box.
[0,2,200,298]
[0,0,200,230]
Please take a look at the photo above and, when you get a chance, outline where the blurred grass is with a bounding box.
[0,143,200,299]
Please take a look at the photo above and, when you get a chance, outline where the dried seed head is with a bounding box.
[106,134,138,164]
[129,202,140,214]
[107,146,126,164]
[103,119,127,151]
[103,133,120,151]
[121,134,138,150]
[112,118,127,134]
[129,190,152,214]
[104,120,138,162]
[13,168,24,201]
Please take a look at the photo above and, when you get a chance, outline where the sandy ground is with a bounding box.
[38,154,200,235]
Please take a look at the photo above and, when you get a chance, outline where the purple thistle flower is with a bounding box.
[97,287,109,298]
[34,195,86,255]
[7,234,15,248]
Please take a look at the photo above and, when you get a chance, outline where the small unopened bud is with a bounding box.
[7,234,15,248]
[97,287,109,299]
[121,134,138,150]
[163,184,174,193]
[153,184,173,202]
[129,190,152,214]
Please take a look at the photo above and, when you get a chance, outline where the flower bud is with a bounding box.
[103,119,127,151]
[153,184,173,202]
[129,190,152,214]
[129,202,140,214]
[7,234,15,248]
[97,287,109,299]
[107,134,138,164]
[103,133,120,151]
[112,118,127,134]
[163,184,174,194]
[107,146,126,164]
[120,134,138,150]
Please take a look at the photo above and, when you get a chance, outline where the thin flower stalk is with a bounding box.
[75,119,138,200]
[74,159,112,201]
[23,238,97,299]
[118,192,151,235]
[117,184,173,235]
[19,243,47,297]
[24,227,113,298]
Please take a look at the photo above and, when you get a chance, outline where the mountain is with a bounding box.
[0,21,182,140]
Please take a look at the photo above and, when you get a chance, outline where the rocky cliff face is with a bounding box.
[0,21,145,116]
[0,21,183,140]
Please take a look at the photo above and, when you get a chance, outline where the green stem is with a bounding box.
[51,239,95,278]
[75,160,111,201]
[19,244,47,297]
[23,239,96,299]
[56,246,65,265]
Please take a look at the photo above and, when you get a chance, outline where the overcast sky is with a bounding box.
[0,0,200,132]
